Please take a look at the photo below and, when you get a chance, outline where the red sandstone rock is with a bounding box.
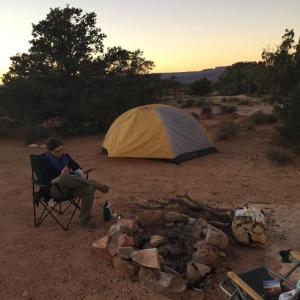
[112,255,139,276]
[192,242,218,266]
[186,261,211,284]
[91,235,111,258]
[205,224,229,250]
[131,248,161,269]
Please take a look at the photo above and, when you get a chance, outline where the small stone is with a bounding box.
[22,290,28,298]
[150,235,164,247]
[118,218,139,235]
[117,246,135,259]
[192,242,218,266]
[188,218,197,225]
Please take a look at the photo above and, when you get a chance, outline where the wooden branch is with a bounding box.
[135,194,234,223]
[208,221,230,228]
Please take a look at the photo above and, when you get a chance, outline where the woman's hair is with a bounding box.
[46,137,63,151]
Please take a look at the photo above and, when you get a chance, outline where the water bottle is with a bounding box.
[103,200,111,221]
[296,278,300,289]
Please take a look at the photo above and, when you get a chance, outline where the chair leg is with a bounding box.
[33,193,40,227]
[33,200,37,227]
[64,199,81,230]
[33,198,81,231]
[52,200,81,215]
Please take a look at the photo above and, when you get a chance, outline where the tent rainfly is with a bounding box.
[102,104,216,163]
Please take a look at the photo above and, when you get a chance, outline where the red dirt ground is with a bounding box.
[0,105,299,299]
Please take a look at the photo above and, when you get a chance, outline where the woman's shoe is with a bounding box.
[80,218,98,229]
[95,184,109,193]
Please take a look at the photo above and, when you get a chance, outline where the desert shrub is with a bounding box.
[265,147,291,164]
[219,106,228,114]
[62,122,98,136]
[216,120,239,139]
[269,132,298,148]
[206,112,213,119]
[293,144,300,154]
[201,105,213,115]
[228,106,237,114]
[180,98,195,108]
[0,120,10,138]
[220,105,237,114]
[190,111,200,120]
[194,98,206,106]
[24,124,53,144]
[248,110,277,124]
[186,99,195,107]
[244,119,255,130]
[205,99,213,105]
[277,85,300,144]
[238,99,250,105]
[176,99,183,105]
[262,95,272,103]
[228,97,238,102]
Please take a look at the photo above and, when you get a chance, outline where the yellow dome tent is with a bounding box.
[102,104,216,163]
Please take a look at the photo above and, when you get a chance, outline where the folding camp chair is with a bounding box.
[220,250,300,300]
[30,153,93,231]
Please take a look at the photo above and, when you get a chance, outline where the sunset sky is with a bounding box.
[1,0,300,81]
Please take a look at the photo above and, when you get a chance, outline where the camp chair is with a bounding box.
[219,249,300,300]
[30,153,93,231]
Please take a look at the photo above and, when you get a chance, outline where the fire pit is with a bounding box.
[92,209,229,295]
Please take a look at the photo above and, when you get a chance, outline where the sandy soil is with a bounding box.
[0,104,299,300]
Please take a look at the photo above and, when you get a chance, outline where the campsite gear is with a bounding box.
[279,289,300,300]
[102,104,216,163]
[30,153,94,231]
[231,206,267,246]
[220,249,300,300]
[280,249,293,263]
[263,279,281,299]
[296,278,300,289]
[103,200,111,221]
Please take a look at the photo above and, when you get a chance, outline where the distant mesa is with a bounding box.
[159,66,228,84]
[0,67,227,86]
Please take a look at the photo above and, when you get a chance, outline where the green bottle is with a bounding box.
[296,278,300,289]
[103,200,111,221]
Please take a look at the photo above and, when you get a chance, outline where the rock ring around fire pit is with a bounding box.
[92,210,229,296]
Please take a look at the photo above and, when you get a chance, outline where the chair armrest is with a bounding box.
[84,168,96,179]
[84,168,96,175]
[227,271,264,300]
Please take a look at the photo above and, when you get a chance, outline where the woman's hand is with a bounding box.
[61,166,69,175]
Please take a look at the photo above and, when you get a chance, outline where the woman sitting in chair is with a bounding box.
[42,137,109,229]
